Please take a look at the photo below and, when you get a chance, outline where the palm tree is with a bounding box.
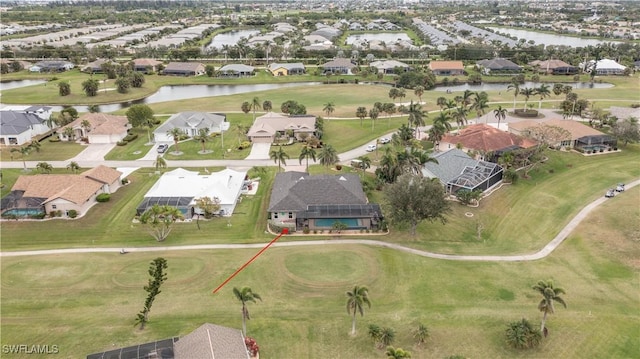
[493,106,507,129]
[432,112,453,133]
[63,126,75,141]
[451,106,468,128]
[36,162,53,174]
[379,327,396,346]
[520,87,535,110]
[471,92,489,123]
[11,145,32,171]
[270,146,289,172]
[66,161,80,173]
[369,108,379,131]
[414,85,424,104]
[356,106,368,127]
[413,323,429,345]
[298,145,316,172]
[80,119,91,139]
[323,102,335,118]
[167,127,183,153]
[232,286,262,336]
[436,96,447,111]
[318,144,339,171]
[385,346,411,359]
[194,128,210,153]
[346,285,371,335]
[406,101,426,138]
[507,81,520,111]
[251,96,261,121]
[154,155,167,172]
[262,100,272,112]
[536,84,551,109]
[532,279,567,334]
[356,155,371,176]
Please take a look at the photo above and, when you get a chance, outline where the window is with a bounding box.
[288,212,293,219]
[273,213,278,219]
[52,205,57,209]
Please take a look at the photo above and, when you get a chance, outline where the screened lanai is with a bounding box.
[447,160,503,193]
[136,196,194,216]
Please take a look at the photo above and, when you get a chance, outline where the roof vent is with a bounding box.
[339,176,347,181]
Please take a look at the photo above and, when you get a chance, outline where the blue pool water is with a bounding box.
[315,218,359,228]
[2,208,44,217]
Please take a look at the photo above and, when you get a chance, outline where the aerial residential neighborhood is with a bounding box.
[0,1,639,358]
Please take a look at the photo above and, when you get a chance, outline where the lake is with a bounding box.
[434,81,613,92]
[206,30,260,49]
[0,79,47,91]
[487,27,621,47]
[345,33,411,45]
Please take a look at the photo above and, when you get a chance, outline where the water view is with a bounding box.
[487,27,621,47]
[206,29,260,49]
[0,79,47,91]
[434,81,613,92]
[345,32,411,45]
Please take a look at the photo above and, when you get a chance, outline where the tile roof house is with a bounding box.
[529,59,578,75]
[162,62,205,76]
[218,64,255,77]
[508,118,616,150]
[136,168,247,217]
[422,149,503,194]
[267,62,306,76]
[29,60,74,72]
[369,60,410,74]
[268,172,382,232]
[321,58,357,75]
[428,60,465,76]
[86,323,249,359]
[247,112,316,143]
[81,59,115,73]
[132,58,163,73]
[0,107,53,145]
[476,58,522,75]
[3,165,122,218]
[439,124,538,160]
[62,113,129,144]
[154,112,228,143]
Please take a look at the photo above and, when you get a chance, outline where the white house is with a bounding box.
[136,168,248,217]
[0,106,52,145]
[154,112,228,143]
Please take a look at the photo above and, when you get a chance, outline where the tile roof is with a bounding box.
[529,59,575,70]
[133,58,162,67]
[370,60,410,70]
[441,124,537,152]
[509,118,604,140]
[428,60,464,70]
[268,172,367,212]
[69,113,128,136]
[173,323,248,359]
[248,112,315,137]
[164,62,204,72]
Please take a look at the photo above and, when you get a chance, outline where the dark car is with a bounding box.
[605,189,615,198]
[157,144,168,153]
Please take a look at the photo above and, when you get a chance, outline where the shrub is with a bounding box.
[335,164,342,170]
[49,137,61,143]
[67,209,78,218]
[116,140,128,146]
[303,226,310,234]
[238,141,251,150]
[123,133,138,142]
[455,189,482,205]
[96,193,111,202]
[504,169,519,184]
[121,178,130,185]
[29,213,46,219]
[505,318,542,349]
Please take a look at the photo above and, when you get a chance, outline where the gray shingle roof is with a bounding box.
[156,112,226,134]
[476,58,521,71]
[422,149,480,183]
[174,323,248,359]
[268,172,367,212]
[0,111,45,135]
[219,64,255,73]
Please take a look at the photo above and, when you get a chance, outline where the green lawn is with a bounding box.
[1,186,638,358]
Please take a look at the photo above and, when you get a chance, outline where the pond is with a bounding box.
[0,79,47,91]
[487,27,621,47]
[345,32,411,45]
[206,29,260,49]
[433,81,613,92]
[1,82,323,113]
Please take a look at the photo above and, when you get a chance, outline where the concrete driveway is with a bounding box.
[69,143,116,162]
[245,143,271,160]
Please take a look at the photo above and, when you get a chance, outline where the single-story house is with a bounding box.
[154,112,227,143]
[593,58,627,75]
[508,118,616,150]
[133,58,163,73]
[439,124,537,160]
[0,107,52,145]
[476,58,522,75]
[162,62,205,76]
[321,58,357,75]
[428,60,465,76]
[422,149,503,194]
[29,60,74,72]
[2,165,122,218]
[529,59,578,75]
[82,59,114,73]
[607,106,640,121]
[61,113,129,144]
[369,60,410,74]
[268,172,383,232]
[136,168,248,217]
[218,64,255,77]
[267,62,306,76]
[86,323,249,359]
[247,112,316,143]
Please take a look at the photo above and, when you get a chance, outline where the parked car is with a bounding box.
[605,189,615,198]
[366,144,377,152]
[157,144,168,153]
[615,183,625,192]
[379,137,391,144]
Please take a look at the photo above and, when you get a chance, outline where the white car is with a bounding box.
[366,144,377,152]
[379,137,391,144]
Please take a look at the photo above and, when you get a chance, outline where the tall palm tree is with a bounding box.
[432,112,453,133]
[436,96,447,112]
[318,144,339,171]
[356,106,368,127]
[251,96,261,121]
[232,287,262,336]
[298,145,316,172]
[532,279,567,334]
[520,87,535,110]
[471,92,489,123]
[262,100,272,112]
[356,155,371,176]
[80,119,91,139]
[10,145,32,171]
[369,108,379,131]
[323,102,335,118]
[536,84,551,109]
[154,155,167,172]
[270,146,289,172]
[507,81,520,111]
[167,127,183,153]
[195,128,210,153]
[451,106,468,128]
[406,101,426,138]
[346,285,371,335]
[414,85,424,104]
[493,106,507,129]
[63,126,75,141]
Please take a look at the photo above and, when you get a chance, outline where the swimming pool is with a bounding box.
[2,208,45,217]
[314,218,360,228]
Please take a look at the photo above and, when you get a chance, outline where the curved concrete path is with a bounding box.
[2,179,637,259]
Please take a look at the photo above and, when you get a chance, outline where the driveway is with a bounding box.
[69,143,116,162]
[245,143,271,160]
